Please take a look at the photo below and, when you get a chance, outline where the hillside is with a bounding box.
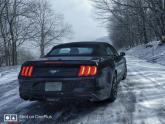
[126,41,165,66]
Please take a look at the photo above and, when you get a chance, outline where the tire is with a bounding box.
[19,93,29,101]
[122,66,127,80]
[108,73,118,103]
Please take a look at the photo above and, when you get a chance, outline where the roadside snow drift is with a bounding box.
[126,41,165,66]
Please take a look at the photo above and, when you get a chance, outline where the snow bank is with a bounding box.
[0,66,20,82]
[126,41,165,66]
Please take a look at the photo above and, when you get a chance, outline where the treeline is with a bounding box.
[92,0,165,49]
[0,0,71,66]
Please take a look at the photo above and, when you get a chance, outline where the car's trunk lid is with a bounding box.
[24,56,100,78]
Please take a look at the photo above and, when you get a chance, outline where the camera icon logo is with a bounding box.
[4,114,18,122]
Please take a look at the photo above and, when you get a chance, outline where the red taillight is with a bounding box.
[79,66,86,76]
[90,66,97,76]
[21,66,34,77]
[28,66,34,77]
[21,67,26,76]
[78,65,97,77]
[84,66,91,76]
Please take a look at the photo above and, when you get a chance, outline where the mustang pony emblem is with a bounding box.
[49,70,59,74]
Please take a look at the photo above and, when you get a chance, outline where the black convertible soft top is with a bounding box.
[54,41,111,48]
[46,41,112,57]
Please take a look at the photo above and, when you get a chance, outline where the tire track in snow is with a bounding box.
[1,57,165,124]
[126,56,165,124]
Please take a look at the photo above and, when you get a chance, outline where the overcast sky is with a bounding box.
[49,0,107,42]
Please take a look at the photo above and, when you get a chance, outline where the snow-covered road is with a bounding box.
[0,56,165,124]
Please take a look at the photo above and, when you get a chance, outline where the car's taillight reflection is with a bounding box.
[79,65,97,77]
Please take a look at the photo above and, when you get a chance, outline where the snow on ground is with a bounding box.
[126,41,165,66]
[0,56,165,124]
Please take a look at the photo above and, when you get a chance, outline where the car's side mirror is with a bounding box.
[120,52,125,57]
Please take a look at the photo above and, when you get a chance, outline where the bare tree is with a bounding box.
[0,0,36,65]
[27,0,72,57]
[145,0,165,43]
[0,0,72,66]
[92,0,165,49]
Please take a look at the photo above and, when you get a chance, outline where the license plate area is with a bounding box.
[45,82,62,92]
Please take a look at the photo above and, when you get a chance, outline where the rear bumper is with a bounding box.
[19,77,101,101]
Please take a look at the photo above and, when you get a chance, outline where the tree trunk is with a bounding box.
[40,44,45,57]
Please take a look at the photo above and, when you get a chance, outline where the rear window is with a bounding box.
[47,47,94,56]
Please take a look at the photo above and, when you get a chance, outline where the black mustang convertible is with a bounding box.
[18,42,127,102]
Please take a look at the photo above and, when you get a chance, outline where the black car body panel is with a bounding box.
[18,42,127,102]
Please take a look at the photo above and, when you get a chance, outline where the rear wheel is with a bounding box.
[108,73,118,103]
[19,93,29,101]
[122,66,127,80]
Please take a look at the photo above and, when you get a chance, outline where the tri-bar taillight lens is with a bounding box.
[78,65,97,77]
[20,66,34,77]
